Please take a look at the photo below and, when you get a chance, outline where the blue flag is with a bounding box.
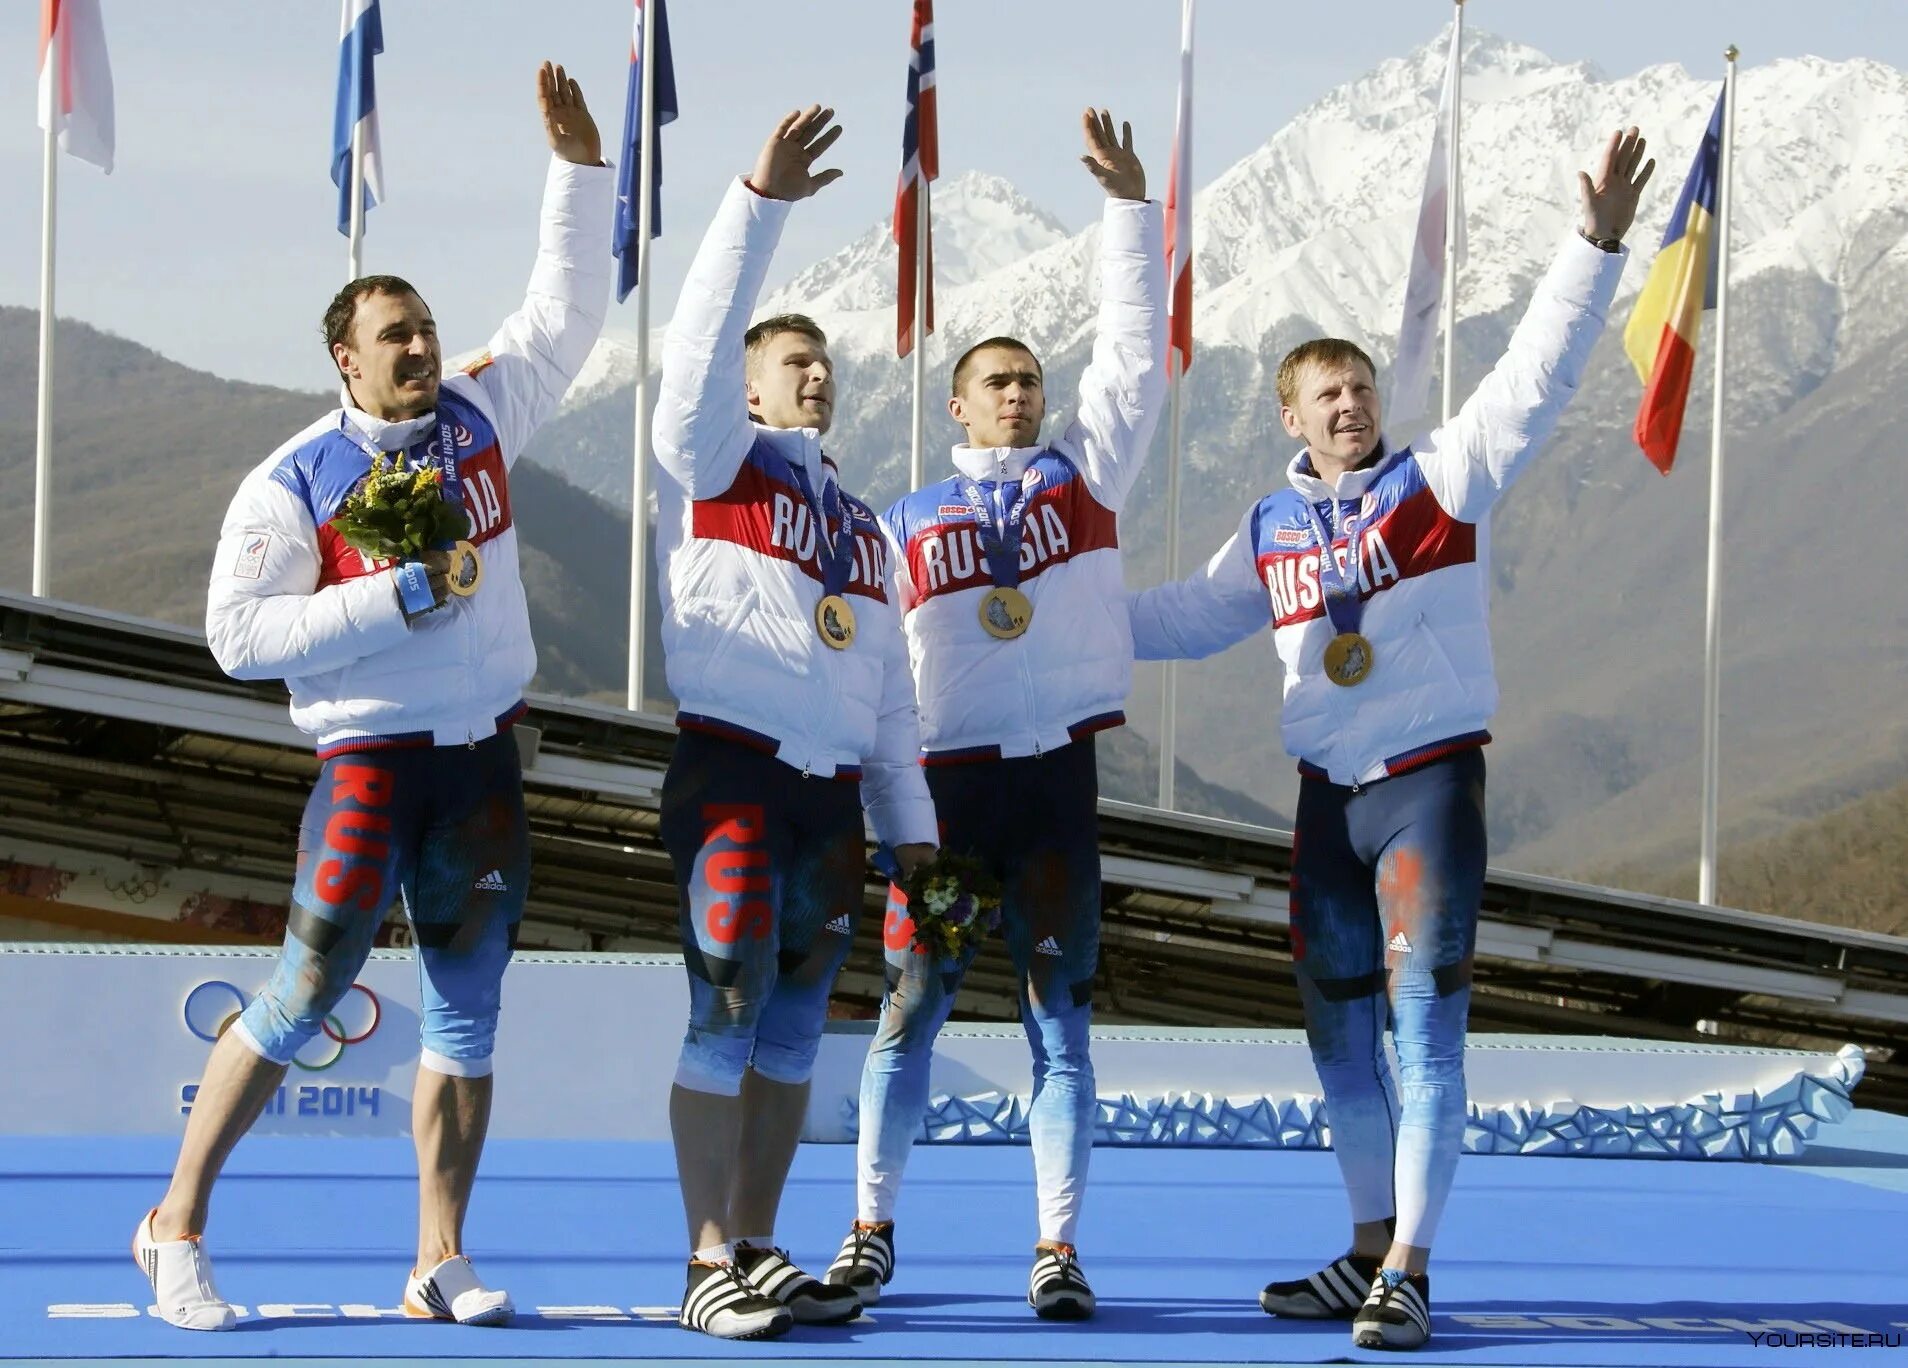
[614,0,679,303]
[331,0,384,237]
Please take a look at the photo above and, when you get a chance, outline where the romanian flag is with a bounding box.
[1623,89,1725,475]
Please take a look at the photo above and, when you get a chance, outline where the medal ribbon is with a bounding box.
[958,472,1034,589]
[342,411,465,545]
[789,462,857,598]
[1298,494,1368,637]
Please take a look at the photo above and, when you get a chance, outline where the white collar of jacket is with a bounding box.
[951,442,1047,483]
[753,420,838,487]
[336,386,440,452]
[1284,439,1402,502]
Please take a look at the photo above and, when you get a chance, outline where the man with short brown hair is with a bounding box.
[827,108,1165,1322]
[652,106,937,1341]
[137,62,610,1333]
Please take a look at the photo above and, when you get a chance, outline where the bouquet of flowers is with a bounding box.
[892,851,1004,960]
[329,450,471,560]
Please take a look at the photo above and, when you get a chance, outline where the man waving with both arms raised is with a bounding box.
[826,109,1166,1322]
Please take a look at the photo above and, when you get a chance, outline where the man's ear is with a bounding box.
[1279,404,1305,440]
[947,393,965,426]
[332,343,358,380]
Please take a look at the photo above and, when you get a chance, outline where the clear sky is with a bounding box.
[3,1,1901,393]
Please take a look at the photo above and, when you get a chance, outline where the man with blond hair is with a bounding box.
[1127,128,1655,1351]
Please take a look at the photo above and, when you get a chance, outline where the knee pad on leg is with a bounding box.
[416,932,510,1078]
[675,1028,751,1096]
[748,1033,820,1086]
[1021,999,1092,1076]
[750,976,832,1085]
[234,942,358,1065]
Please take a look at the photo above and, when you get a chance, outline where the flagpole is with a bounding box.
[1440,0,1463,423]
[627,0,660,714]
[347,121,366,281]
[33,71,59,599]
[1698,46,1738,905]
[909,181,929,490]
[1157,356,1183,810]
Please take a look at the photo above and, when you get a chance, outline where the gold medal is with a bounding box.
[977,586,1033,640]
[1323,631,1374,687]
[446,540,484,598]
[815,594,857,650]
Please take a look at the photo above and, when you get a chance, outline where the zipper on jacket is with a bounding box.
[997,452,1044,758]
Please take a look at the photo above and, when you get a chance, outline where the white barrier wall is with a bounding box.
[0,946,1863,1158]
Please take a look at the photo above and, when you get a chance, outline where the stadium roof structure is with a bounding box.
[2,591,1903,1110]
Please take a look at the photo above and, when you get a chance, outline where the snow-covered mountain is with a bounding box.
[522,30,1908,875]
[551,29,1908,405]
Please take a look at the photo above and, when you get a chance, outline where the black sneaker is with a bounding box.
[677,1259,792,1340]
[1259,1251,1382,1319]
[734,1243,862,1324]
[1028,1243,1096,1320]
[823,1221,895,1307]
[1352,1268,1432,1350]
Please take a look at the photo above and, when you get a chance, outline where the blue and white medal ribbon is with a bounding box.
[791,462,859,649]
[342,412,482,598]
[959,472,1035,640]
[1299,494,1375,686]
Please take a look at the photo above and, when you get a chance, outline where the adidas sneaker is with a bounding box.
[678,1259,792,1340]
[1028,1243,1095,1320]
[132,1209,236,1332]
[1259,1251,1382,1319]
[403,1254,513,1325]
[1352,1268,1432,1350]
[734,1242,862,1324]
[824,1221,895,1306]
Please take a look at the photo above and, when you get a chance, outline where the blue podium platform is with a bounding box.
[5,1114,1906,1368]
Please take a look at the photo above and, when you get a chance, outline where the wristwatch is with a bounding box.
[1579,228,1623,253]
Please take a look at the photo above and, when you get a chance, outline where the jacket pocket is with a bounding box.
[1412,611,1467,699]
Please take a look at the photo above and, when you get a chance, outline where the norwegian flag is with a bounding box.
[1165,0,1194,373]
[894,0,938,357]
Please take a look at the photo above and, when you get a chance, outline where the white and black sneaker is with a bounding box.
[824,1221,895,1307]
[679,1259,793,1340]
[132,1209,236,1332]
[1259,1251,1382,1319]
[1028,1243,1096,1320]
[403,1254,513,1326]
[1352,1268,1432,1350]
[734,1242,862,1324]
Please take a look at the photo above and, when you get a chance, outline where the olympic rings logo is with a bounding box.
[181,980,382,1073]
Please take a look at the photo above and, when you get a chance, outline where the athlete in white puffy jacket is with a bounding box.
[137,65,611,1334]
[827,110,1166,1323]
[652,106,937,1343]
[1129,128,1657,1352]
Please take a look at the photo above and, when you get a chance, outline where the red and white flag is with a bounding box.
[894,0,938,357]
[37,0,114,173]
[1165,0,1194,374]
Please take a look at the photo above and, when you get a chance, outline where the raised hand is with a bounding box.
[749,106,845,202]
[537,61,603,167]
[1079,108,1146,201]
[1578,126,1655,244]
